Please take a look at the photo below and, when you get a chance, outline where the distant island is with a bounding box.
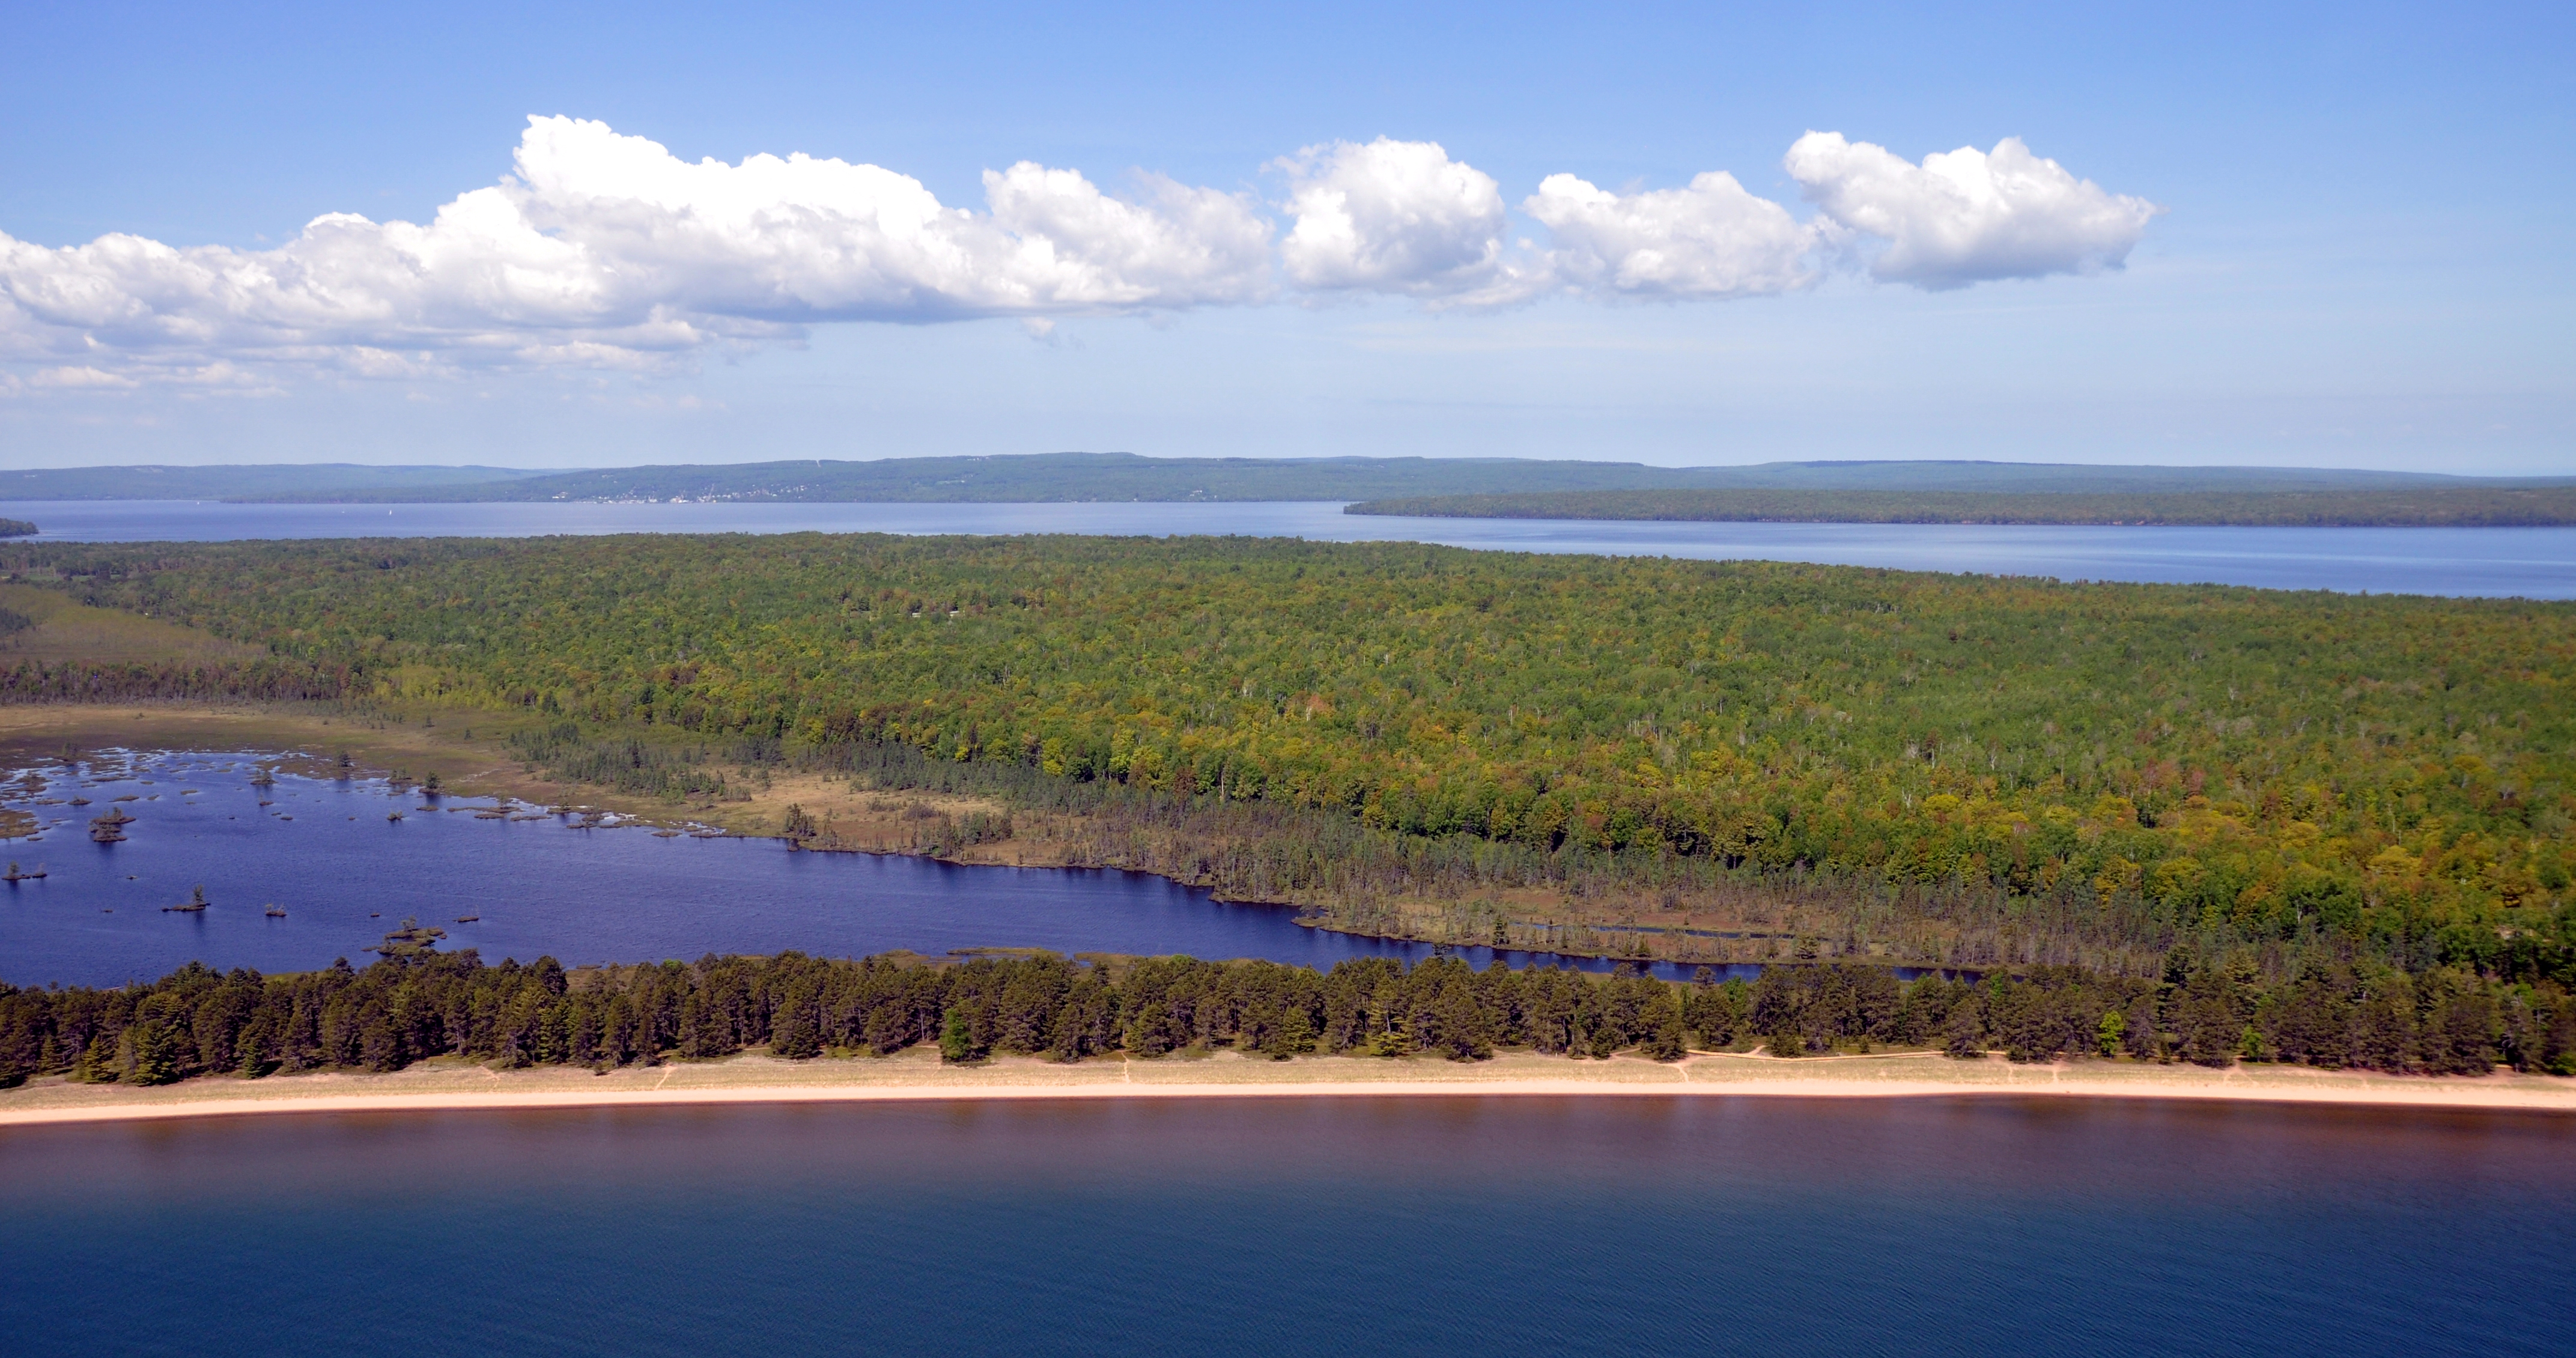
[3,453,2568,505]
[1346,486,2576,528]
[0,520,34,539]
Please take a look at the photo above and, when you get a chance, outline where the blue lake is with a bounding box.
[0,753,1741,988]
[3,1096,2570,1356]
[7,498,2574,598]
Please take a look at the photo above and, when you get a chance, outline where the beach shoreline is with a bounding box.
[6,1048,2571,1127]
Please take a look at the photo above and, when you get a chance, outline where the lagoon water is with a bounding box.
[7,498,2574,598]
[0,753,1736,989]
[4,1096,2571,1356]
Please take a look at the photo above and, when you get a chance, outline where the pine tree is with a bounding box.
[938,1006,977,1063]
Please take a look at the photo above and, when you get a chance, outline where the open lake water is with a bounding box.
[8,498,2574,597]
[3,1096,2570,1356]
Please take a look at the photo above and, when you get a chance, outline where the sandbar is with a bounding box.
[4,1047,2570,1127]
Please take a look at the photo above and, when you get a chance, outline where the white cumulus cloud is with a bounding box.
[0,117,1274,378]
[1522,171,1818,302]
[1277,138,1514,298]
[1785,133,2162,289]
[0,120,2164,390]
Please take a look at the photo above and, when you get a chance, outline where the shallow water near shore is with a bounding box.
[0,753,1747,987]
[8,499,2573,598]
[1,1096,2569,1356]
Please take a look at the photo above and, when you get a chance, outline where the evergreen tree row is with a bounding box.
[3,948,2566,1088]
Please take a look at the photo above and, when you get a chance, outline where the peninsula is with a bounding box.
[1343,485,2576,527]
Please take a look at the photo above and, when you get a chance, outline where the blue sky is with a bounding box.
[1,1,2568,471]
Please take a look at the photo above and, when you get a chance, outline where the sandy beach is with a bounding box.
[5,1047,2570,1127]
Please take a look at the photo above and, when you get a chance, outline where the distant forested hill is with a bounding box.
[202,452,2564,504]
[1347,487,2576,527]
[0,464,549,501]
[256,453,1712,503]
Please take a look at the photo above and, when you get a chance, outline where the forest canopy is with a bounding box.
[5,532,2572,976]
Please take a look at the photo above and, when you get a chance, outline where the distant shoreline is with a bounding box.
[1343,486,2576,528]
[19,453,2562,508]
[6,1050,2570,1128]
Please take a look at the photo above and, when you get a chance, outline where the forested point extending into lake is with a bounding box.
[0,520,36,539]
[1344,487,2576,527]
[3,532,2572,984]
[4,947,2566,1088]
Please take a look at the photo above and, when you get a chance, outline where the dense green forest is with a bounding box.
[1347,487,2576,527]
[3,946,2565,1088]
[0,520,36,539]
[234,453,2537,505]
[5,532,2573,978]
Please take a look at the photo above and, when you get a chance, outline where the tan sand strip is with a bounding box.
[5,1050,2571,1127]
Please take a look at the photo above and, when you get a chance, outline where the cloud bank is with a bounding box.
[0,118,2158,385]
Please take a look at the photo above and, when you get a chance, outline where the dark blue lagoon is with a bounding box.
[0,753,1727,987]
[7,499,2573,598]
[3,1096,2570,1357]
